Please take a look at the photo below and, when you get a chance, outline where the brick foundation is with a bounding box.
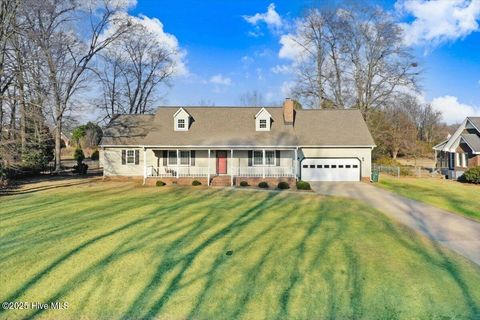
[104,175,297,188]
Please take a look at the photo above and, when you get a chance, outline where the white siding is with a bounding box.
[102,148,144,176]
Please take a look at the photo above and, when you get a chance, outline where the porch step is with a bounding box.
[210,176,232,187]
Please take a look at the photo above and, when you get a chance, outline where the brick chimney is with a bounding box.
[283,98,295,125]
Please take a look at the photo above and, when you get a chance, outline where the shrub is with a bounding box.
[462,166,480,184]
[192,180,202,186]
[22,149,50,173]
[374,157,401,166]
[156,180,166,187]
[296,180,311,190]
[90,149,99,161]
[239,181,249,187]
[399,167,413,176]
[258,181,269,188]
[277,181,290,189]
[73,163,88,175]
[73,148,85,164]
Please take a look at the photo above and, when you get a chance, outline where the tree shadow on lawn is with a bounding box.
[390,201,480,319]
[2,189,480,320]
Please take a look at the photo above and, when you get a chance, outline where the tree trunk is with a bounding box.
[54,119,62,171]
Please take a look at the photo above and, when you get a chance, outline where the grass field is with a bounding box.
[1,178,480,319]
[378,175,480,220]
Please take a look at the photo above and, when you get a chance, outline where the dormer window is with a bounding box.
[259,119,267,129]
[255,107,272,131]
[174,107,190,131]
[177,119,185,129]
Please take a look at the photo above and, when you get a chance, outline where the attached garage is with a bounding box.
[301,158,361,182]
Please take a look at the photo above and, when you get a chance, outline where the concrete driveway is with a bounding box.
[311,182,480,266]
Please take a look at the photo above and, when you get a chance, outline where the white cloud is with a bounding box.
[101,13,188,76]
[210,74,232,86]
[132,15,188,75]
[431,95,480,124]
[271,64,291,74]
[278,33,305,62]
[243,3,283,29]
[243,3,283,36]
[396,0,480,47]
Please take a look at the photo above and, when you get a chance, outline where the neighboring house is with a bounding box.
[61,132,71,148]
[434,117,480,179]
[99,99,375,186]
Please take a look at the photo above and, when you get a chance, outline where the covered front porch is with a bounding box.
[143,148,298,185]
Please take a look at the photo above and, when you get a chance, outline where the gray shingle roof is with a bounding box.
[461,133,480,153]
[100,107,375,147]
[468,117,480,130]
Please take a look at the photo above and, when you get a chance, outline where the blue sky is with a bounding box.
[128,0,480,123]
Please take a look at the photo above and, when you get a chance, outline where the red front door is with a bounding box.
[217,151,227,174]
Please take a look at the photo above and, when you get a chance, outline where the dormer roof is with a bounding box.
[173,107,191,118]
[255,107,272,119]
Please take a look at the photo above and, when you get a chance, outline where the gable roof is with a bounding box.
[101,107,375,147]
[255,107,272,118]
[461,133,480,153]
[173,107,190,118]
[434,117,480,152]
[468,117,480,131]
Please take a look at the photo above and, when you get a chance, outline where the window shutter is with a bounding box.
[248,151,253,167]
[163,150,167,166]
[276,150,280,166]
[191,151,195,166]
[121,150,126,165]
[135,150,140,165]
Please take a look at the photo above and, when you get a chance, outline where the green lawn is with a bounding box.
[1,179,480,319]
[378,175,480,220]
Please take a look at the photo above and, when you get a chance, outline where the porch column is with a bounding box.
[176,149,179,179]
[207,149,211,186]
[230,149,234,186]
[143,148,147,185]
[294,148,298,179]
[262,149,266,179]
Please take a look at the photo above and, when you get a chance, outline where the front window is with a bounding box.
[259,119,267,129]
[253,150,276,166]
[168,151,177,165]
[265,151,275,165]
[126,150,135,164]
[180,151,190,165]
[253,151,263,165]
[168,150,191,166]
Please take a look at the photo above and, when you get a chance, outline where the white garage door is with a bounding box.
[301,158,360,182]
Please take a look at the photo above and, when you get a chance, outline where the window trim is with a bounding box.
[177,118,186,129]
[252,150,278,166]
[167,150,192,166]
[259,119,267,129]
[175,117,188,131]
[253,151,263,166]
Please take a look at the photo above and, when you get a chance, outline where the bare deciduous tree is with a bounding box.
[21,0,131,171]
[96,22,177,118]
[289,4,419,116]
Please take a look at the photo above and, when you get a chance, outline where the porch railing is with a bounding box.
[232,166,295,177]
[147,166,209,177]
[147,166,295,178]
